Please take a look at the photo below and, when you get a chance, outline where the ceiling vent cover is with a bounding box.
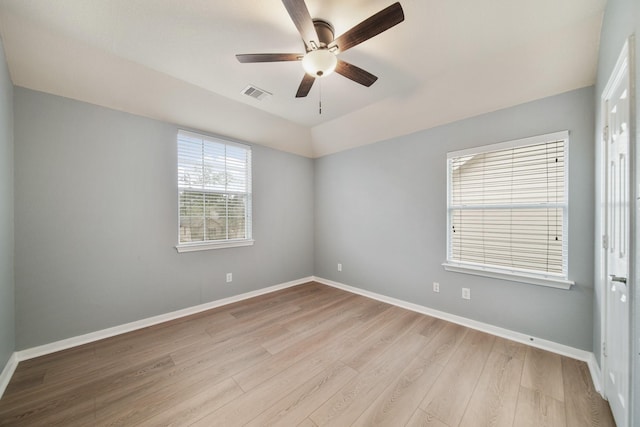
[242,85,272,101]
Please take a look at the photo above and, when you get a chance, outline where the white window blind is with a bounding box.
[177,130,252,251]
[445,131,571,287]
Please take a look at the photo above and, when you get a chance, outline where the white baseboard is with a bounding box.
[0,352,18,399]
[15,276,313,363]
[587,352,603,394]
[313,276,603,394]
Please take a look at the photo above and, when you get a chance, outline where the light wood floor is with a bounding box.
[0,282,615,426]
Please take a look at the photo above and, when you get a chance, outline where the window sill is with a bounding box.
[176,239,255,253]
[442,262,574,290]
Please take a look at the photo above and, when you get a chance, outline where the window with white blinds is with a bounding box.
[444,131,573,288]
[176,130,253,252]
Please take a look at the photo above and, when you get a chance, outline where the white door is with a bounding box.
[603,39,631,427]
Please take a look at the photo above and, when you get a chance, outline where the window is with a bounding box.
[443,131,573,289]
[176,130,253,252]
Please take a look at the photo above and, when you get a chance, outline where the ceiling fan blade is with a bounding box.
[335,60,378,87]
[281,0,319,51]
[236,53,303,63]
[330,2,404,53]
[295,74,315,97]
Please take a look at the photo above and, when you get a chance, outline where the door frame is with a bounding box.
[598,35,636,423]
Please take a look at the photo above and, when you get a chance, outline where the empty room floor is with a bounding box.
[0,282,615,426]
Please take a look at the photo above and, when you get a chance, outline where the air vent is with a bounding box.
[242,85,272,101]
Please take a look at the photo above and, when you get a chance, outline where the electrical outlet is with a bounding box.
[226,273,232,283]
[462,288,471,300]
[337,263,342,272]
[433,282,440,293]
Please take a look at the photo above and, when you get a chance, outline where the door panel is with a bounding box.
[603,40,631,427]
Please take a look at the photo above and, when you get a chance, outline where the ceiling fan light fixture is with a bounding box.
[302,49,337,77]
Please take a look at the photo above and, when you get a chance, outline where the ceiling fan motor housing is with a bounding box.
[311,19,335,48]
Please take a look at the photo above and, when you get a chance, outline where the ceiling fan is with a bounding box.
[236,0,405,98]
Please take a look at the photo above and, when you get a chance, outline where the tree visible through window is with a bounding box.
[445,131,569,285]
[177,130,252,250]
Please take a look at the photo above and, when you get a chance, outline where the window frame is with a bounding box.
[442,131,574,289]
[175,129,254,253]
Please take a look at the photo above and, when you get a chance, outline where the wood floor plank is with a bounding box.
[226,282,325,319]
[310,330,430,426]
[349,349,442,426]
[412,315,448,342]
[413,321,469,367]
[42,331,213,387]
[19,398,95,427]
[1,368,46,397]
[137,377,242,427]
[205,303,301,346]
[0,355,176,426]
[419,329,495,426]
[244,362,358,427]
[11,316,220,399]
[294,287,353,311]
[233,317,364,392]
[14,342,95,371]
[0,394,95,427]
[513,386,566,427]
[95,310,235,346]
[492,336,528,360]
[190,301,371,425]
[521,346,565,402]
[171,323,285,365]
[6,345,97,397]
[102,376,243,426]
[458,350,524,427]
[280,293,359,333]
[406,408,450,427]
[91,339,270,425]
[351,322,469,427]
[350,299,391,323]
[189,349,340,426]
[561,356,615,427]
[224,285,339,328]
[261,295,362,355]
[0,283,616,427]
[339,306,423,371]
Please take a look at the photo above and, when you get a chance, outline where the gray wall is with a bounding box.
[13,88,314,349]
[315,86,595,351]
[0,38,15,369]
[594,0,640,422]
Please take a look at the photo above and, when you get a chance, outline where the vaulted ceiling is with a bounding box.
[0,0,606,157]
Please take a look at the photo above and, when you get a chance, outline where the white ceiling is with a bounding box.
[0,0,605,157]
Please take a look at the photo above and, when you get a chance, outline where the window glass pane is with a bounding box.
[179,191,204,216]
[226,145,249,193]
[451,140,564,206]
[202,142,226,192]
[451,208,563,274]
[178,137,205,189]
[227,195,247,239]
[177,131,251,245]
[448,134,567,278]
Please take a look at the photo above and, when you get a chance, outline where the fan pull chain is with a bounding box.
[319,79,322,115]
